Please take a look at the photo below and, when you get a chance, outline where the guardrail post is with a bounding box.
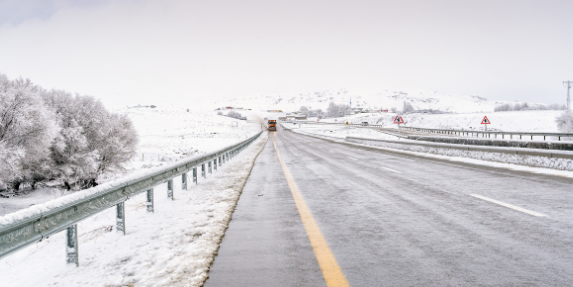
[193,167,198,184]
[182,172,187,190]
[116,202,126,235]
[208,161,212,174]
[66,224,79,266]
[167,179,174,200]
[201,163,206,178]
[214,159,217,171]
[146,189,154,212]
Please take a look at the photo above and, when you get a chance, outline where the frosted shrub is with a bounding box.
[403,101,414,113]
[0,74,59,190]
[43,90,138,190]
[326,102,350,118]
[555,111,573,134]
[0,73,139,191]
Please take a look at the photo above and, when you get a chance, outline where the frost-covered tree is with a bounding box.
[403,101,414,113]
[0,74,59,190]
[94,113,138,179]
[495,102,566,112]
[42,91,138,189]
[326,102,350,118]
[555,111,573,133]
[0,74,138,191]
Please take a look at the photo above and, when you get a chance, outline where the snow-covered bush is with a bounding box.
[42,90,138,190]
[555,111,573,133]
[403,101,414,113]
[326,102,350,118]
[227,111,243,119]
[0,74,59,190]
[299,106,324,118]
[0,73,138,191]
[495,102,566,112]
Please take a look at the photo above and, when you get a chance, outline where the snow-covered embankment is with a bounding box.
[0,132,268,287]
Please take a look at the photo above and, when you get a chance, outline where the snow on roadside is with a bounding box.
[0,107,260,217]
[108,106,260,182]
[0,131,268,287]
[287,123,400,140]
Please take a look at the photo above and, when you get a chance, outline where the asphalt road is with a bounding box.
[206,126,573,286]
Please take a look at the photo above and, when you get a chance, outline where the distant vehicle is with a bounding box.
[268,120,277,131]
[362,122,369,126]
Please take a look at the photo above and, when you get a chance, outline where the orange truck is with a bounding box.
[268,120,277,131]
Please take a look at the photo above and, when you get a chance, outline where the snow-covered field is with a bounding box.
[0,106,261,216]
[316,110,565,133]
[0,129,268,287]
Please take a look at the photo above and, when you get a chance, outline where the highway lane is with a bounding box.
[206,127,573,286]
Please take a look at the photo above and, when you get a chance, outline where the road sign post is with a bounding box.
[393,115,405,137]
[481,116,491,132]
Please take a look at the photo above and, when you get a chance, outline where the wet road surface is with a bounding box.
[206,127,573,286]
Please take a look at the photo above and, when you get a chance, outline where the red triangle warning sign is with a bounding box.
[393,115,405,124]
[481,116,491,124]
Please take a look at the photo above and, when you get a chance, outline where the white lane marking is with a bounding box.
[469,194,546,217]
[382,167,401,174]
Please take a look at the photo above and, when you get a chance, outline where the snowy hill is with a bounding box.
[213,89,497,113]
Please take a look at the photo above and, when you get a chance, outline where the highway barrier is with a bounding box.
[0,131,263,266]
[297,121,573,141]
[284,124,573,171]
[400,126,573,141]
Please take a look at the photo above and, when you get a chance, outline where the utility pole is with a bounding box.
[565,81,573,111]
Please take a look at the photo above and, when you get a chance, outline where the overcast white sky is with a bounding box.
[0,0,572,108]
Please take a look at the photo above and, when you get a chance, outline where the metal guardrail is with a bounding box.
[296,121,573,141]
[344,136,573,159]
[401,126,573,141]
[297,120,384,128]
[0,131,263,266]
[284,126,573,162]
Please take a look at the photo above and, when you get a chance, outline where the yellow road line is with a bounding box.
[271,137,350,287]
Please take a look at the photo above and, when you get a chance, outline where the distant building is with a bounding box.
[267,110,283,113]
[295,115,307,120]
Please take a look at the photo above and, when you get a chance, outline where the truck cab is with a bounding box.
[268,120,277,131]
